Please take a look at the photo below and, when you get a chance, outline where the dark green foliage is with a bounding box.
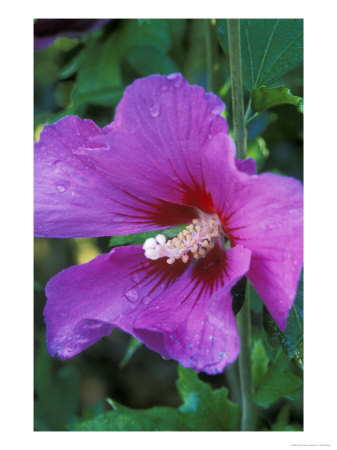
[252,349,302,409]
[217,19,303,90]
[70,366,240,431]
[34,340,80,430]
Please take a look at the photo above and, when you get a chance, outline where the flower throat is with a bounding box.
[143,215,222,265]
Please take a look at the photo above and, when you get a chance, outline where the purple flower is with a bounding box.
[34,73,303,374]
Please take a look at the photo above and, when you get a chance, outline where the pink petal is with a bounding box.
[44,245,188,359]
[35,74,229,238]
[133,245,251,373]
[203,133,303,330]
[100,73,229,212]
[35,116,197,237]
[44,242,251,373]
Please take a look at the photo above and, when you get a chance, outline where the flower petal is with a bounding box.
[44,245,188,359]
[35,116,197,237]
[44,243,251,373]
[35,73,230,238]
[99,73,229,212]
[203,133,303,330]
[133,245,251,374]
[235,157,257,175]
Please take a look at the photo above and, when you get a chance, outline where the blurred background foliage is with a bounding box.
[34,18,303,431]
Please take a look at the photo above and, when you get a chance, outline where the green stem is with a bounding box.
[237,286,256,430]
[205,19,214,92]
[227,19,247,159]
[227,19,256,431]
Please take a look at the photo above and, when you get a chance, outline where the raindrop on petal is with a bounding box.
[149,102,160,117]
[124,288,139,303]
[56,185,66,193]
[143,296,151,305]
[112,216,124,223]
[132,273,141,283]
[167,73,178,80]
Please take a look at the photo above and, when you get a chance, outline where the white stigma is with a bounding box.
[143,215,221,265]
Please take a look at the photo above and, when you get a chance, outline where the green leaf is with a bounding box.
[70,401,187,431]
[121,19,171,53]
[217,19,303,90]
[128,46,178,76]
[252,339,270,390]
[263,270,303,369]
[109,224,187,248]
[72,33,123,108]
[119,337,143,368]
[252,85,303,113]
[252,349,302,409]
[70,365,240,431]
[59,50,84,79]
[176,366,240,431]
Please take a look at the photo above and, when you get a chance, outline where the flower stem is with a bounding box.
[205,19,214,92]
[227,19,256,431]
[227,19,247,159]
[237,285,256,430]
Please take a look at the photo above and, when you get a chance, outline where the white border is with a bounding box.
[2,1,337,449]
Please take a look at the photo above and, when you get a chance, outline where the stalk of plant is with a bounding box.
[227,18,257,431]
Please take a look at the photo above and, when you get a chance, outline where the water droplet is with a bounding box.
[112,216,123,223]
[143,296,151,305]
[167,73,178,80]
[56,185,66,193]
[209,335,215,341]
[149,102,160,117]
[218,351,225,359]
[132,273,141,283]
[124,288,139,303]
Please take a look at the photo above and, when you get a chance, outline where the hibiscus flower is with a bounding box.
[34,73,303,374]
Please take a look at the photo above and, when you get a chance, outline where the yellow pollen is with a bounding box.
[142,214,222,264]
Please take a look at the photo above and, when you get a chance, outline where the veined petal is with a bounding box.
[44,245,189,359]
[133,245,251,374]
[203,134,303,330]
[35,116,197,238]
[99,73,229,212]
[44,243,251,373]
